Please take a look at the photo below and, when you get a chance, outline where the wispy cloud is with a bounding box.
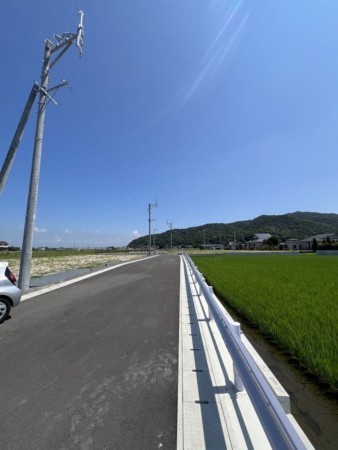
[34,226,47,233]
[179,0,251,106]
[132,230,141,238]
[64,229,72,234]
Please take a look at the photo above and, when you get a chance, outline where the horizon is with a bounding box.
[2,210,338,248]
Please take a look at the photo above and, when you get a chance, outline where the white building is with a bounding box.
[246,233,272,250]
[0,241,9,251]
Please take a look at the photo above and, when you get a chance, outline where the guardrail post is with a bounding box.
[189,268,195,284]
[231,322,245,392]
[208,286,214,321]
[208,306,213,321]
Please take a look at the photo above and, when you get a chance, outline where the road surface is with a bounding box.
[0,254,180,449]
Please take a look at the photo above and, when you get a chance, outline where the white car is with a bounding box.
[0,262,21,323]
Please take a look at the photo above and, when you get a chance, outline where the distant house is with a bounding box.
[200,244,224,250]
[0,241,9,251]
[299,234,338,250]
[284,239,301,250]
[246,233,271,250]
[228,241,236,250]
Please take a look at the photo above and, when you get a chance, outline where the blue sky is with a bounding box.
[1,0,338,248]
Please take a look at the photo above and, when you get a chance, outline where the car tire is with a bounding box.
[0,297,11,323]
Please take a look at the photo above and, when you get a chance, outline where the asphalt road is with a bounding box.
[0,254,180,450]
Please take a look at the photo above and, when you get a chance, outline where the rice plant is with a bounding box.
[192,253,338,388]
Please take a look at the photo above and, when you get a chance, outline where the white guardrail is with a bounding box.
[182,253,308,450]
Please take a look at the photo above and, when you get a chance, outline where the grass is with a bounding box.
[192,253,338,389]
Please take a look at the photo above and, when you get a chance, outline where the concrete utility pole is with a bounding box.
[148,201,157,256]
[0,83,39,196]
[167,221,173,249]
[19,11,85,291]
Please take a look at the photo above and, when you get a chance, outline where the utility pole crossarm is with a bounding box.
[47,79,70,93]
[49,10,84,71]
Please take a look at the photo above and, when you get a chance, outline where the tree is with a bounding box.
[264,236,280,248]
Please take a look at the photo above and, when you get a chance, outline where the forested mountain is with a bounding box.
[127,212,338,249]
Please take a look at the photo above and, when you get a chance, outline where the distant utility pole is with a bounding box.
[167,221,173,249]
[153,228,157,253]
[19,11,85,291]
[148,201,157,256]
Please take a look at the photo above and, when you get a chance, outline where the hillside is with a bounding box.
[128,212,338,249]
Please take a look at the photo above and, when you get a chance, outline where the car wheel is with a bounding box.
[0,298,11,323]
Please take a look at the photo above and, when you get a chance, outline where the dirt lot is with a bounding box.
[6,253,147,278]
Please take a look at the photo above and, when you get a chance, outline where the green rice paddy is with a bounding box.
[191,253,338,389]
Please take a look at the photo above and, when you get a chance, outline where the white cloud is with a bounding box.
[64,229,72,234]
[34,226,47,233]
[132,230,141,238]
